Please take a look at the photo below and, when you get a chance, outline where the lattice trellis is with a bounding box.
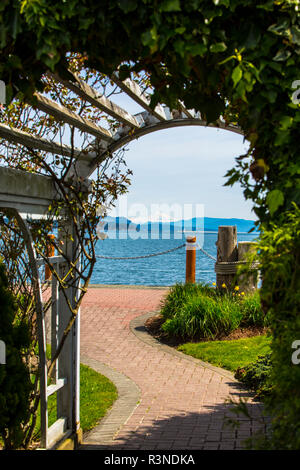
[0,67,243,449]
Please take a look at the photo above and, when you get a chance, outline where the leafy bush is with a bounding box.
[0,262,32,449]
[162,289,241,340]
[235,353,273,399]
[160,282,214,320]
[239,290,267,328]
[160,282,266,341]
[257,206,300,449]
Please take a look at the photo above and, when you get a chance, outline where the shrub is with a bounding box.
[235,353,273,399]
[257,206,300,449]
[160,282,213,320]
[160,282,266,341]
[162,293,231,340]
[239,290,267,328]
[0,262,32,449]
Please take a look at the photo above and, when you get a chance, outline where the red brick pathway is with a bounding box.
[80,287,266,450]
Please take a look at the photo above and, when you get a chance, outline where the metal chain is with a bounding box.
[198,246,217,262]
[96,242,217,262]
[96,243,186,260]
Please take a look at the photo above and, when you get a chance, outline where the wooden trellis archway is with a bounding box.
[0,68,244,449]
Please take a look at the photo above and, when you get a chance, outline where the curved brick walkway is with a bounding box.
[80,286,266,450]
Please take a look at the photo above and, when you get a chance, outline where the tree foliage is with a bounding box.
[0,0,299,448]
[0,52,131,447]
[0,261,32,449]
[257,204,300,449]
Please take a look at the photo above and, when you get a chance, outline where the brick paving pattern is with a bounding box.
[80,286,267,450]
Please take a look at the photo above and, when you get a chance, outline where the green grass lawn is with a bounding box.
[178,335,272,372]
[1,363,118,448]
[78,363,118,432]
[34,363,118,439]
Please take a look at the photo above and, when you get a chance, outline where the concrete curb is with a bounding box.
[80,355,141,447]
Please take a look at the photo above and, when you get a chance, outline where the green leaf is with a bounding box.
[188,43,207,56]
[173,38,185,57]
[266,190,284,215]
[279,115,293,131]
[117,0,137,14]
[291,26,300,46]
[273,49,291,62]
[261,89,277,104]
[209,42,227,53]
[268,20,290,36]
[213,0,230,6]
[141,26,158,48]
[175,26,186,34]
[160,0,181,12]
[232,65,243,88]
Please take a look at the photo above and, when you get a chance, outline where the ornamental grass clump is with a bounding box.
[162,292,242,340]
[160,282,214,321]
[160,282,266,341]
[239,290,267,328]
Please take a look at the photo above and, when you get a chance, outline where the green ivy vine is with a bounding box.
[0,0,299,448]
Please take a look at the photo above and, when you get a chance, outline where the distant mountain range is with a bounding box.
[103,216,258,233]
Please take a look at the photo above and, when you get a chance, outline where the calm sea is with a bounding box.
[91,231,259,286]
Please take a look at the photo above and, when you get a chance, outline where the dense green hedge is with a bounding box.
[257,205,300,449]
[235,354,273,399]
[0,262,32,449]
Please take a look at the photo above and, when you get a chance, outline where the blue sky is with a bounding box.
[110,125,254,221]
[98,89,255,222]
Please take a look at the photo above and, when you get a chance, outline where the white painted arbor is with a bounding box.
[0,69,243,449]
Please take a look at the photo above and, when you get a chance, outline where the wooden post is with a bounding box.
[216,226,238,290]
[45,234,55,280]
[57,216,81,444]
[237,241,258,293]
[186,235,196,283]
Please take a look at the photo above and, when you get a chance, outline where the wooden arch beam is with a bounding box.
[87,116,244,175]
[32,93,113,142]
[0,122,96,161]
[111,73,167,122]
[49,71,141,129]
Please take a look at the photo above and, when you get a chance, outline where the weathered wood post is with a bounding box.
[237,241,258,293]
[186,235,196,283]
[215,226,238,290]
[45,233,55,280]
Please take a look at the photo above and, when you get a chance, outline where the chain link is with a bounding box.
[96,242,217,261]
[96,243,186,260]
[198,246,217,262]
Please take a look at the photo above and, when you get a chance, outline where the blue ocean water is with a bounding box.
[91,231,259,286]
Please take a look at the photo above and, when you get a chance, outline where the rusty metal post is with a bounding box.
[186,235,196,283]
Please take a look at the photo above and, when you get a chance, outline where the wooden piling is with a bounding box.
[216,226,238,290]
